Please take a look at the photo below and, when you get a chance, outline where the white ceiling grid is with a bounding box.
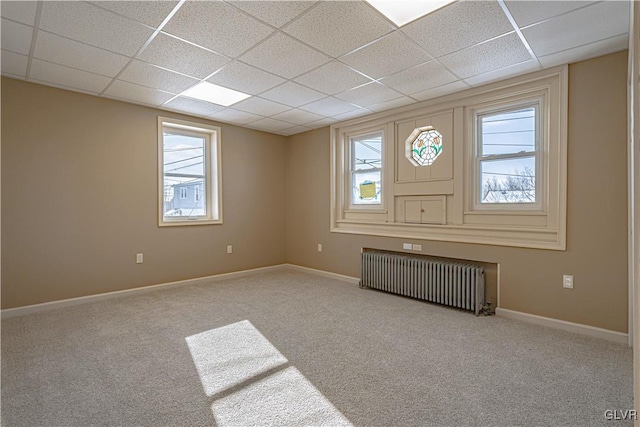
[0,0,630,136]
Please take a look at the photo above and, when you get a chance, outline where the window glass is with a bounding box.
[478,105,538,205]
[480,107,536,156]
[351,133,382,205]
[163,131,207,218]
[480,156,535,204]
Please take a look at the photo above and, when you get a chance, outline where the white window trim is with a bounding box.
[348,130,384,210]
[158,116,223,227]
[330,66,568,250]
[333,123,391,225]
[470,97,545,212]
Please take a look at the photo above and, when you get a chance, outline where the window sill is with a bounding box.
[331,220,564,250]
[159,219,223,227]
[463,209,547,216]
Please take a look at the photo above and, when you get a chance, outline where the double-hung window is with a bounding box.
[349,132,383,207]
[475,101,541,209]
[158,117,222,226]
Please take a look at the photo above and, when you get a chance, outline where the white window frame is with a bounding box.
[348,130,384,209]
[332,122,390,226]
[472,98,544,212]
[158,117,222,227]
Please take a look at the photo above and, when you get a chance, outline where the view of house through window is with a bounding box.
[163,130,207,216]
[350,132,383,205]
[158,117,221,226]
[477,105,538,204]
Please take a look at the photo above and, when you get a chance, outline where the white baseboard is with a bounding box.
[496,307,629,345]
[283,264,360,285]
[1,264,287,319]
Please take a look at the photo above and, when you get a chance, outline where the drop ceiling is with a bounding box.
[0,0,630,136]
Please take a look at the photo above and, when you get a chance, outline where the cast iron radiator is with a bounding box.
[360,248,485,315]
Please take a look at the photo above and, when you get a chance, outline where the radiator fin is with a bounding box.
[360,249,485,315]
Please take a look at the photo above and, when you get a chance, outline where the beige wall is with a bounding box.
[286,51,629,333]
[1,78,287,309]
[1,51,629,332]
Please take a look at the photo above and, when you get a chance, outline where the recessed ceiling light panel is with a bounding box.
[181,82,251,107]
[366,0,456,27]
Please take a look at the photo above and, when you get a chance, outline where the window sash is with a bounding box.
[348,131,384,209]
[351,168,382,205]
[162,127,210,219]
[474,102,542,208]
[158,117,221,226]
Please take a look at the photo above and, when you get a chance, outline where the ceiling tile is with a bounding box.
[232,96,291,116]
[1,18,32,55]
[1,1,38,25]
[260,82,326,108]
[34,31,129,78]
[332,108,371,122]
[1,49,28,77]
[90,1,179,28]
[208,108,264,125]
[367,96,417,113]
[271,109,325,125]
[334,82,403,108]
[247,117,292,132]
[206,60,285,95]
[293,60,372,95]
[40,2,153,57]
[227,1,318,28]
[504,1,596,28]
[439,33,531,79]
[163,1,274,58]
[380,61,458,96]
[139,33,229,79]
[239,33,330,79]
[464,60,539,87]
[163,96,226,116]
[278,125,312,136]
[283,1,395,58]
[119,60,199,93]
[29,59,111,94]
[104,80,175,107]
[340,31,432,79]
[411,80,469,102]
[299,96,358,117]
[305,117,338,128]
[538,34,629,69]
[402,1,513,58]
[522,1,630,58]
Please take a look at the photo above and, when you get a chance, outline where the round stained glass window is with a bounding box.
[406,127,443,166]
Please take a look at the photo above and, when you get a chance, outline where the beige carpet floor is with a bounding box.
[1,268,633,426]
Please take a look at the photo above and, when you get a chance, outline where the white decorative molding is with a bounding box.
[331,66,568,251]
[1,265,287,319]
[496,307,628,345]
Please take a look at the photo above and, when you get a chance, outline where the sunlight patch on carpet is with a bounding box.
[212,366,352,427]
[185,320,287,396]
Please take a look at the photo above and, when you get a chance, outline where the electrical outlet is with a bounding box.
[412,244,422,251]
[563,274,573,289]
[403,243,412,250]
[227,245,233,254]
[136,253,143,264]
[317,244,322,252]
